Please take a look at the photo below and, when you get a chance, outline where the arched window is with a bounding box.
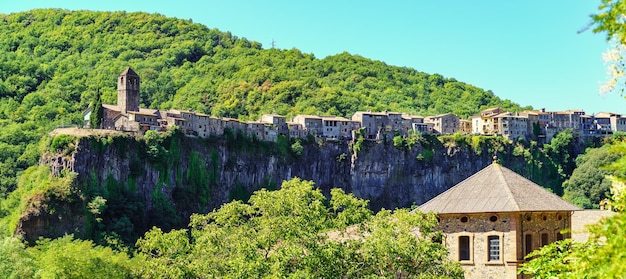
[541,232,549,247]
[556,230,564,241]
[524,233,533,257]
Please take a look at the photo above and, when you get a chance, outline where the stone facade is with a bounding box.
[88,68,626,144]
[438,212,570,279]
[425,113,460,134]
[117,68,140,114]
[420,162,579,279]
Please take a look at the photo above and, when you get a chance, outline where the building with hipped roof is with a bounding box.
[419,161,579,279]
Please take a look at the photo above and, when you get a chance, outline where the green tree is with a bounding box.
[563,145,620,208]
[89,91,104,129]
[135,178,462,278]
[520,141,626,278]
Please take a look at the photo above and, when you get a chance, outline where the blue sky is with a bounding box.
[1,1,622,114]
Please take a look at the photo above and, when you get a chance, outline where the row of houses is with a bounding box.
[471,107,626,142]
[86,68,626,143]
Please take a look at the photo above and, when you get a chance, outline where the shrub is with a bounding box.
[50,134,76,153]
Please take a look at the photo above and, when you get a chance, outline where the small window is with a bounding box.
[556,231,564,241]
[459,236,470,261]
[460,216,469,223]
[525,234,533,257]
[541,233,549,247]
[488,235,500,261]
[489,215,498,222]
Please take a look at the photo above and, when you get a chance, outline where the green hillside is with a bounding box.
[0,9,529,195]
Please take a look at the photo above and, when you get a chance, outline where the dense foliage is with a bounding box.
[519,140,626,278]
[563,139,623,208]
[0,9,529,197]
[437,129,582,196]
[0,178,463,278]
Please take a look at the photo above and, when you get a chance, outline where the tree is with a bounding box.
[591,0,626,94]
[520,141,626,278]
[89,91,104,129]
[135,178,463,278]
[563,145,620,208]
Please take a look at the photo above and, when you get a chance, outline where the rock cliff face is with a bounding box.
[25,133,519,241]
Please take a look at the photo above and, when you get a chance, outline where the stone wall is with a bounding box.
[438,211,571,279]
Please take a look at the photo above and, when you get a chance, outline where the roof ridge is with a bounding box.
[498,164,521,211]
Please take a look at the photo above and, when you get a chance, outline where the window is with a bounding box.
[488,235,500,261]
[556,231,564,241]
[525,233,533,257]
[541,233,549,247]
[459,236,470,261]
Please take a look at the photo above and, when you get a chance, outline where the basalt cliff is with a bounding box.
[18,131,535,242]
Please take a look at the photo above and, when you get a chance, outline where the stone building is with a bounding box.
[420,162,579,279]
[86,67,162,132]
[260,114,289,136]
[459,119,472,134]
[425,113,460,134]
[401,114,425,135]
[291,115,323,137]
[493,112,529,140]
[471,107,503,135]
[117,67,140,113]
[351,111,390,139]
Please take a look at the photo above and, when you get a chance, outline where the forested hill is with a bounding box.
[0,9,529,194]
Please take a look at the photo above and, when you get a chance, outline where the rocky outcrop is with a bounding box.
[28,133,521,241]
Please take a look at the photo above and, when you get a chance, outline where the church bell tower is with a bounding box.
[117,67,140,113]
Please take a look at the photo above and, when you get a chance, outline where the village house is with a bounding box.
[351,111,390,140]
[286,122,306,138]
[517,111,539,137]
[459,119,472,134]
[471,107,504,135]
[420,161,579,279]
[548,110,585,132]
[401,114,426,135]
[588,112,626,135]
[319,116,359,140]
[493,112,529,140]
[259,114,289,136]
[87,68,626,145]
[291,115,323,137]
[425,113,460,134]
[413,122,434,134]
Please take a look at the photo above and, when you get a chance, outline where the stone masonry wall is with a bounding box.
[438,211,571,279]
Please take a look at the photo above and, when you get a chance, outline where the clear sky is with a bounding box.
[1,1,623,114]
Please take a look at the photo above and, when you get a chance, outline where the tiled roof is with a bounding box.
[129,108,159,116]
[420,163,580,214]
[102,104,120,111]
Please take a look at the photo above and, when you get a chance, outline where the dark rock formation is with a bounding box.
[23,134,521,241]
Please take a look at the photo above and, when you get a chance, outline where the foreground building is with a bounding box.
[420,161,579,279]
